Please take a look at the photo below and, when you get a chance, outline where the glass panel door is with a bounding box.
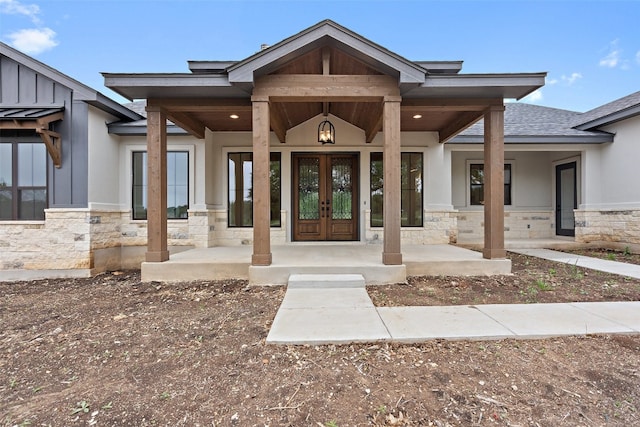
[292,153,358,241]
[556,162,577,236]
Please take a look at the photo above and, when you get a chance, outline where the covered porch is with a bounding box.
[141,243,512,285]
[104,20,546,282]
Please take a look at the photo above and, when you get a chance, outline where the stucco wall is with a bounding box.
[584,115,640,209]
[574,115,640,246]
[87,106,122,209]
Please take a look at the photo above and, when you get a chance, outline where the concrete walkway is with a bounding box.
[267,252,640,344]
[510,248,640,279]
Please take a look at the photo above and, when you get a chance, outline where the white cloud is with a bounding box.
[0,0,41,24]
[561,72,582,85]
[522,89,543,103]
[7,27,58,54]
[636,50,640,65]
[599,39,621,68]
[546,78,559,85]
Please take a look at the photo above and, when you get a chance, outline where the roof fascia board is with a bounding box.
[103,73,240,99]
[228,20,426,85]
[188,60,238,73]
[574,105,640,130]
[424,73,546,90]
[107,122,188,136]
[415,73,546,100]
[450,134,613,144]
[415,61,463,73]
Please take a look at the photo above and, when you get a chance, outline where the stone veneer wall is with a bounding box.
[575,209,640,245]
[455,210,554,243]
[204,209,287,247]
[0,209,92,271]
[364,210,457,244]
[0,208,195,275]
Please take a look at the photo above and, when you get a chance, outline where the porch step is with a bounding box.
[288,274,366,289]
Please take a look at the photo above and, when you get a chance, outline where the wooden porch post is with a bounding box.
[145,106,169,262]
[251,97,272,265]
[483,105,506,259]
[382,96,403,265]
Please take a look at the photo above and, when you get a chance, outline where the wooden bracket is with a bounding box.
[36,128,62,168]
[0,110,64,168]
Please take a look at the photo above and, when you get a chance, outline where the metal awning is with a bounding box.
[0,106,65,168]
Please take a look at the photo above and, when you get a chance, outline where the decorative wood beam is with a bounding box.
[1,111,65,167]
[322,48,330,115]
[365,109,383,143]
[269,108,288,143]
[439,111,484,143]
[322,47,330,75]
[254,74,400,101]
[166,111,206,139]
[36,129,61,168]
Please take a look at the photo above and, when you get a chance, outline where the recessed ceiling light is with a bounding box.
[413,114,423,119]
[230,114,239,119]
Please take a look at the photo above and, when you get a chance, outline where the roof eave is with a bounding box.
[574,104,640,130]
[102,73,249,100]
[450,134,613,144]
[107,122,189,136]
[410,73,547,100]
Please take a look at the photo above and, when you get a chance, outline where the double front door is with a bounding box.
[292,153,359,241]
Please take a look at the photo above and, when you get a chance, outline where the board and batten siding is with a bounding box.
[0,54,89,208]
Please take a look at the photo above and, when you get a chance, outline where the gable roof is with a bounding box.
[573,91,640,130]
[105,20,544,102]
[451,103,613,144]
[0,42,141,121]
[227,20,427,91]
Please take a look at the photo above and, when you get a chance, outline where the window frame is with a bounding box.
[369,151,424,228]
[0,139,49,221]
[466,160,514,207]
[227,151,282,228]
[126,144,195,222]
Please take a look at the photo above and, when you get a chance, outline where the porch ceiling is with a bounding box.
[147,97,493,143]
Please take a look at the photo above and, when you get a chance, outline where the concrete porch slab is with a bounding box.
[141,244,512,284]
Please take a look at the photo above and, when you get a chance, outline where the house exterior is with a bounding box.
[1,21,638,281]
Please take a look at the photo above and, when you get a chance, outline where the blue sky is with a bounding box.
[1,0,639,112]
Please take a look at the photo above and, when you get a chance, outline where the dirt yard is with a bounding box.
[1,249,639,426]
